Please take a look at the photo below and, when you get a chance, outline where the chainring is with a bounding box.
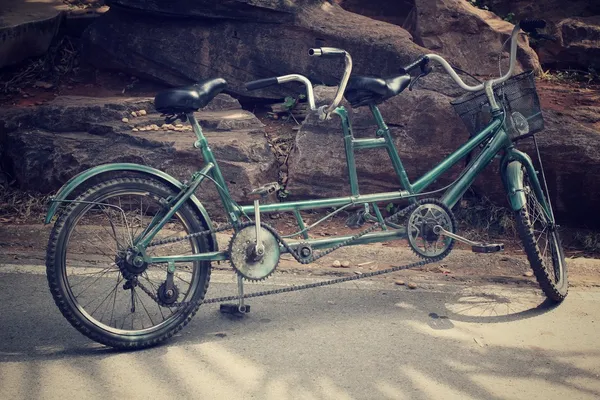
[228,223,281,281]
[406,198,456,259]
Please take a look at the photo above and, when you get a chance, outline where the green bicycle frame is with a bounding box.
[132,102,553,266]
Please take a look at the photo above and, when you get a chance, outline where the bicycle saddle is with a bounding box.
[154,78,228,114]
[344,74,411,108]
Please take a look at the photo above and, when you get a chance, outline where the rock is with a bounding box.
[354,271,363,275]
[394,280,406,286]
[336,0,414,27]
[480,0,600,71]
[540,17,600,71]
[483,0,599,22]
[524,271,534,277]
[332,260,341,268]
[338,0,540,75]
[413,0,540,75]
[131,111,138,117]
[407,282,418,289]
[138,110,147,116]
[82,2,425,98]
[341,260,351,268]
[0,0,65,68]
[106,0,312,23]
[121,117,129,123]
[0,95,277,216]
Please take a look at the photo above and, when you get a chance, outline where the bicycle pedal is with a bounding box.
[219,303,250,316]
[250,182,280,199]
[471,243,504,253]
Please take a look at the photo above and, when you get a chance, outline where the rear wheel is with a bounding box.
[514,165,567,302]
[46,177,212,349]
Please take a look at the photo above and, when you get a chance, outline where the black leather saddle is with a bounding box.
[154,78,227,114]
[343,74,411,108]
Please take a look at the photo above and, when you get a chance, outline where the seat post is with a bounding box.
[187,112,207,151]
[186,112,239,223]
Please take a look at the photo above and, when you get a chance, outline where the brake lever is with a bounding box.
[409,65,432,91]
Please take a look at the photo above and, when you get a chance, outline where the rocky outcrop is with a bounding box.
[539,17,600,70]
[334,0,416,28]
[480,0,600,70]
[0,95,277,214]
[413,0,540,75]
[105,0,318,22]
[286,84,600,227]
[83,1,422,99]
[337,0,540,76]
[0,0,65,68]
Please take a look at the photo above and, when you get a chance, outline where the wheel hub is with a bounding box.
[421,218,441,242]
[116,248,148,278]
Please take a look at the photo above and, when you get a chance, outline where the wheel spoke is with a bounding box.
[56,179,206,341]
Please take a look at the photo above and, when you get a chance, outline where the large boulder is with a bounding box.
[82,1,423,99]
[286,83,600,227]
[105,0,318,22]
[412,0,540,76]
[334,0,416,28]
[480,0,600,70]
[539,17,600,70]
[0,95,278,215]
[0,0,65,68]
[337,0,541,76]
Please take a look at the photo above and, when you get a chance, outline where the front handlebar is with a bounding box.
[409,20,539,93]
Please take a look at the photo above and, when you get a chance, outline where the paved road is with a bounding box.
[1,265,599,400]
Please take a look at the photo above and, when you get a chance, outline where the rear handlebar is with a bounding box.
[245,47,353,119]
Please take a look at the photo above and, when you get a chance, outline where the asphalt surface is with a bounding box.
[1,265,600,400]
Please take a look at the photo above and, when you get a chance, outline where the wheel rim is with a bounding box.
[60,188,203,336]
[523,179,564,286]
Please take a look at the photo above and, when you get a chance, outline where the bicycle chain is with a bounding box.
[138,201,432,309]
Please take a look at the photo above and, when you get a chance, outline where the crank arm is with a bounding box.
[253,200,265,256]
[434,226,504,253]
[433,225,480,246]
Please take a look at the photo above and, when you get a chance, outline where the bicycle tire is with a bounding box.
[513,164,568,302]
[46,177,212,349]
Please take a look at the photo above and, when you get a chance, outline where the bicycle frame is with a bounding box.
[135,103,551,265]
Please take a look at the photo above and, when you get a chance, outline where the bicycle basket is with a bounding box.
[450,71,544,140]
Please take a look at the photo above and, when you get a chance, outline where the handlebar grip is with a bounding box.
[309,47,347,58]
[400,55,429,74]
[245,77,279,91]
[520,19,546,33]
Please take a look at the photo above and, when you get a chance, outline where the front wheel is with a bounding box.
[513,164,568,302]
